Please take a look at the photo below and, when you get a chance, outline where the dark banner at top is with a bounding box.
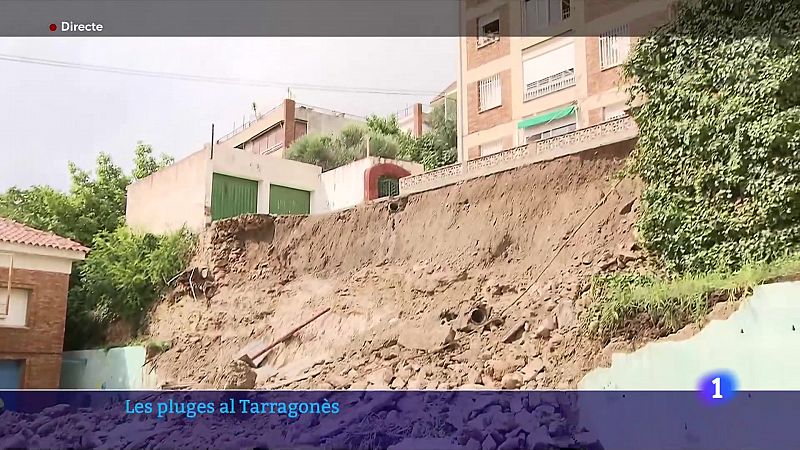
[0,0,793,37]
[0,389,798,449]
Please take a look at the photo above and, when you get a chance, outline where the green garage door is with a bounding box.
[269,184,310,215]
[211,173,259,221]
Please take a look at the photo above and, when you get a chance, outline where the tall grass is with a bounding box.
[584,254,800,339]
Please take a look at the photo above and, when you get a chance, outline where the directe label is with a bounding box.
[61,21,104,32]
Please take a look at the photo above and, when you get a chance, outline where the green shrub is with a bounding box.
[624,0,800,273]
[66,226,195,347]
[584,254,800,339]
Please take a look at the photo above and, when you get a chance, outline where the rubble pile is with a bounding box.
[144,142,658,391]
[285,243,649,391]
[0,392,605,450]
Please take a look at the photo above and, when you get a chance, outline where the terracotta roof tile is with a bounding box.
[0,217,89,254]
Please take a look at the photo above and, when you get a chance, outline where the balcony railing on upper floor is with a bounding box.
[259,142,284,156]
[524,68,576,102]
[217,103,284,144]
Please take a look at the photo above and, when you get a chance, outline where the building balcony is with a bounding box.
[524,69,576,102]
[400,116,638,195]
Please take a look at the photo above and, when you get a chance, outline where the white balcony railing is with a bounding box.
[524,69,576,102]
[400,116,638,195]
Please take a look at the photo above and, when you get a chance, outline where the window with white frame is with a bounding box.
[478,74,502,111]
[524,0,571,33]
[0,288,29,327]
[477,12,500,47]
[480,139,505,156]
[599,24,631,69]
[520,112,577,143]
[603,103,628,121]
[522,43,576,102]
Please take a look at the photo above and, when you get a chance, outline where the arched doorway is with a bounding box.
[363,163,411,201]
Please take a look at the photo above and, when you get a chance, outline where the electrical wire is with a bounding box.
[0,53,440,97]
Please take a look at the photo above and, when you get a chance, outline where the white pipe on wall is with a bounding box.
[0,252,13,317]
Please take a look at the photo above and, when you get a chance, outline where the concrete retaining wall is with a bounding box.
[579,281,800,390]
[60,346,157,390]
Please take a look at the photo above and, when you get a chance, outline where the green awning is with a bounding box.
[517,105,576,129]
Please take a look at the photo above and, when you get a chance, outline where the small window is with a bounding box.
[603,104,628,121]
[480,139,505,156]
[0,288,29,327]
[600,24,631,69]
[478,74,502,112]
[521,112,577,143]
[477,12,500,47]
[524,0,571,32]
[377,176,400,198]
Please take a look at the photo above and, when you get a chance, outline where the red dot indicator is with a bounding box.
[49,23,57,32]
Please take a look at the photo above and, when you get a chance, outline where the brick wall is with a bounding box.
[585,37,625,96]
[0,353,61,389]
[0,266,70,389]
[283,99,297,151]
[586,9,670,96]
[588,107,604,126]
[467,69,512,134]
[584,0,636,23]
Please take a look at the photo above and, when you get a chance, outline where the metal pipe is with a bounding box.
[249,307,332,363]
[0,253,13,317]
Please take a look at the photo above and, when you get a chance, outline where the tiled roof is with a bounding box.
[432,81,457,102]
[0,217,89,254]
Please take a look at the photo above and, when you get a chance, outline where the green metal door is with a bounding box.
[269,184,311,215]
[377,176,400,198]
[211,173,259,220]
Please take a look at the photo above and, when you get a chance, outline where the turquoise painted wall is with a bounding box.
[577,282,800,449]
[580,281,800,390]
[60,346,157,390]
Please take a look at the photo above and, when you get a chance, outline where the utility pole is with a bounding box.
[210,123,215,159]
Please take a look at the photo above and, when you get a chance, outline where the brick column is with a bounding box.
[413,103,424,137]
[282,99,297,153]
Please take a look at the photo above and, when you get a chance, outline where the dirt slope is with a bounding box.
[145,142,647,390]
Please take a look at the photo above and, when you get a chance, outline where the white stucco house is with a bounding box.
[125,143,422,234]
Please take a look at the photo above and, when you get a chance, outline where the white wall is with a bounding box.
[0,288,29,328]
[317,158,374,212]
[299,108,364,135]
[316,157,424,213]
[211,146,322,214]
[61,346,158,389]
[0,243,83,274]
[126,148,211,234]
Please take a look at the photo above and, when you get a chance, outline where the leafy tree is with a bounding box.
[624,0,800,273]
[0,142,186,349]
[421,102,457,170]
[132,142,175,180]
[0,186,76,242]
[286,123,401,171]
[287,101,458,172]
[366,114,402,136]
[0,143,173,245]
